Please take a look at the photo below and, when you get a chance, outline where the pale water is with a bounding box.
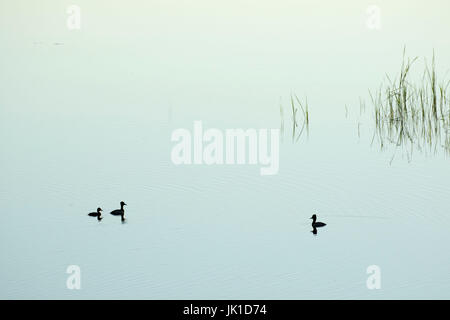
[1,0,450,299]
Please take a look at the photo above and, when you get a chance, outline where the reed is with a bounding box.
[365,49,450,161]
[293,94,309,142]
[279,93,310,143]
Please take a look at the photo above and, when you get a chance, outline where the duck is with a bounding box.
[310,214,326,227]
[110,201,127,221]
[88,207,103,221]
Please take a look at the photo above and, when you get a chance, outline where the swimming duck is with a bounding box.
[88,207,103,221]
[310,214,326,227]
[110,201,127,221]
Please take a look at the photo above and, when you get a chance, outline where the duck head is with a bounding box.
[310,214,317,222]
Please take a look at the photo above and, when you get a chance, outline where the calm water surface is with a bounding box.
[1,0,450,299]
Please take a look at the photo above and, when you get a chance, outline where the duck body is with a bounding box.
[110,209,124,216]
[310,214,326,227]
[312,222,326,227]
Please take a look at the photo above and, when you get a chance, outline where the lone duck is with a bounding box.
[88,207,103,221]
[310,214,326,227]
[110,201,127,221]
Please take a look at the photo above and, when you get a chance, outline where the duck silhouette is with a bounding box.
[88,207,103,221]
[110,201,127,221]
[310,214,326,227]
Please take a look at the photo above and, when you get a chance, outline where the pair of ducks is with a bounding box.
[88,201,127,222]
